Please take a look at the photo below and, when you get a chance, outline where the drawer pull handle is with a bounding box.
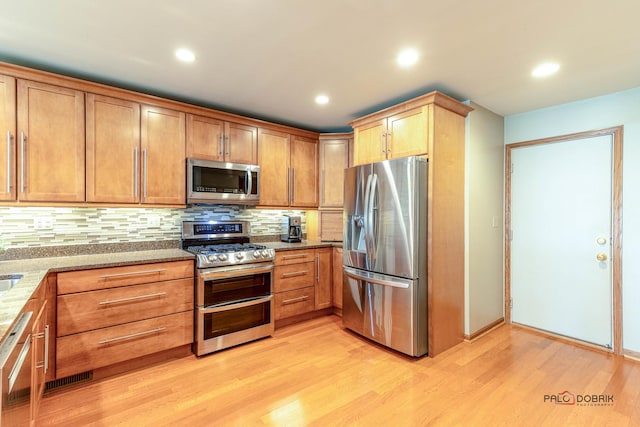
[98,327,166,345]
[281,270,308,278]
[99,292,167,305]
[282,254,310,260]
[99,269,165,279]
[282,295,309,305]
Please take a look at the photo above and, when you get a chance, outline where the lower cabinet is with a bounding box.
[273,247,333,323]
[332,247,343,312]
[55,260,194,378]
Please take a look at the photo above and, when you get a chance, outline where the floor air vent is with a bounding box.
[45,371,93,393]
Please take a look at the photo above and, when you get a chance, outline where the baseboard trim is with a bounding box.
[512,323,614,355]
[464,318,505,341]
[623,349,640,363]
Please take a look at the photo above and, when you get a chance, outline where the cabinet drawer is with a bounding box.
[275,287,315,320]
[57,260,193,294]
[57,278,194,336]
[56,311,193,378]
[274,262,315,293]
[275,249,315,266]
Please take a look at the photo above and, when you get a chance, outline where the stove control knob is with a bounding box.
[236,253,244,261]
[207,254,218,262]
[254,250,262,258]
[261,250,270,257]
[218,254,228,261]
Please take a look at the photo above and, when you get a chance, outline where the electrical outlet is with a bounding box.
[33,216,54,230]
[146,215,161,227]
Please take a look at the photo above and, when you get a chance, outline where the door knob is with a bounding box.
[596,253,607,262]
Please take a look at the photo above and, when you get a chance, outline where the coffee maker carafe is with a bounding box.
[281,215,302,243]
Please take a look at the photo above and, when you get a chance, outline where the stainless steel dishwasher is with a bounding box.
[0,310,33,427]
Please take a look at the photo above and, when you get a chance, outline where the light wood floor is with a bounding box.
[38,315,640,426]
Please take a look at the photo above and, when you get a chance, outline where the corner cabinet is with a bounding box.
[350,91,473,357]
[258,128,318,208]
[17,80,85,202]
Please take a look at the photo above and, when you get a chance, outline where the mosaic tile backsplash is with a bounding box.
[0,206,306,250]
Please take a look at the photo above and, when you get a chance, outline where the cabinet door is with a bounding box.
[0,74,16,201]
[258,128,290,206]
[290,134,318,208]
[86,94,141,203]
[353,119,386,166]
[315,248,332,310]
[186,114,224,162]
[31,299,47,422]
[387,106,429,159]
[332,247,343,309]
[225,122,257,164]
[17,80,85,202]
[319,137,349,208]
[140,105,186,205]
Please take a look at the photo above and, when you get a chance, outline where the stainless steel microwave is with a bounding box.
[187,158,260,204]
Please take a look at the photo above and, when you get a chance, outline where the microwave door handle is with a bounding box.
[246,168,252,195]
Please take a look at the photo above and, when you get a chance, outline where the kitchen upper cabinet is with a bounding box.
[290,134,318,207]
[258,128,318,208]
[319,134,350,208]
[258,128,290,206]
[86,94,141,203]
[140,105,186,205]
[352,105,429,166]
[0,74,16,201]
[17,80,85,202]
[186,114,257,164]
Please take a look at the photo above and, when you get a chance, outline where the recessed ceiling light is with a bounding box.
[532,62,560,78]
[175,48,196,63]
[315,94,329,105]
[397,49,418,67]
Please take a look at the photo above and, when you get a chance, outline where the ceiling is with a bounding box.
[1,0,639,132]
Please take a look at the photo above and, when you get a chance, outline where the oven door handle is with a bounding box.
[199,263,274,280]
[200,295,273,313]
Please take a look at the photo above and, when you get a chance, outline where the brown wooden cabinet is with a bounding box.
[314,247,332,310]
[332,247,343,312]
[86,94,141,203]
[55,260,194,378]
[350,91,473,356]
[0,74,16,201]
[352,105,428,166]
[186,114,257,164]
[140,105,186,205]
[30,281,48,423]
[17,79,85,202]
[319,134,350,208]
[258,128,318,208]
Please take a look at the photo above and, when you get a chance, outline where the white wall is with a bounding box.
[465,102,505,336]
[504,86,640,354]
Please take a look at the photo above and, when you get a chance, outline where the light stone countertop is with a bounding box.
[0,249,194,341]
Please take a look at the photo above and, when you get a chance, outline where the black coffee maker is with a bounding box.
[281,215,302,243]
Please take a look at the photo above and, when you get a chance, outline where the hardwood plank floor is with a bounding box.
[38,315,640,426]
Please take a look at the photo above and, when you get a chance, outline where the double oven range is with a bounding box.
[182,221,275,356]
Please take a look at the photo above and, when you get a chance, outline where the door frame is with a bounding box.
[504,126,623,354]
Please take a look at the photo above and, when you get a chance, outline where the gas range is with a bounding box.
[181,221,275,268]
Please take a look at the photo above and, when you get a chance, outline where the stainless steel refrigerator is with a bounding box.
[343,156,428,356]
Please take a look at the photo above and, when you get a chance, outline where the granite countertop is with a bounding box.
[0,249,194,342]
[262,240,336,251]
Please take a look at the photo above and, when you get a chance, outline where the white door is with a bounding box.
[510,135,613,348]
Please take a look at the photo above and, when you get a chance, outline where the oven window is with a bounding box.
[204,302,271,339]
[192,166,257,195]
[203,273,270,307]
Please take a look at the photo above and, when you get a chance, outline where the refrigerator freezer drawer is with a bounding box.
[342,267,427,356]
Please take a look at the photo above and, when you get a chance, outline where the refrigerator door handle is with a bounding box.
[363,173,373,260]
[368,173,378,259]
[343,267,410,289]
